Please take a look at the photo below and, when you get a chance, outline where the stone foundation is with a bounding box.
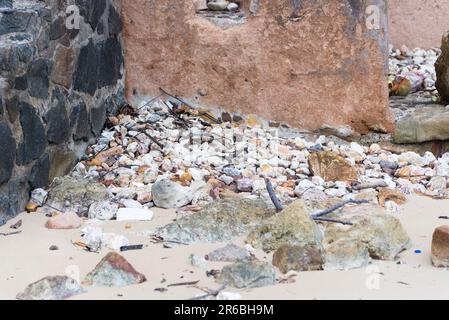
[0,0,125,221]
[122,0,393,134]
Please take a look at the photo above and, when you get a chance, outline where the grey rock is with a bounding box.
[323,239,370,271]
[272,243,324,273]
[206,244,252,262]
[75,0,107,31]
[16,101,47,166]
[45,88,70,144]
[73,39,97,95]
[0,0,12,8]
[152,178,193,209]
[47,176,110,214]
[323,204,411,260]
[90,98,108,136]
[155,198,274,244]
[16,276,85,300]
[108,5,123,36]
[70,100,89,141]
[208,1,229,11]
[246,200,322,252]
[96,37,123,88]
[393,106,449,144]
[83,252,146,287]
[29,153,50,189]
[0,123,15,184]
[27,58,52,99]
[217,261,276,289]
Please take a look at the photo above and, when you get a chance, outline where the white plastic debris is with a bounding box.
[116,208,154,221]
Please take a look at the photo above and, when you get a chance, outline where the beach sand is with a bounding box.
[1,195,449,300]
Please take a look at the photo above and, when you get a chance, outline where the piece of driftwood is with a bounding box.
[313,217,353,226]
[159,87,196,110]
[190,283,227,300]
[10,220,22,229]
[264,178,284,211]
[311,199,369,218]
[0,230,22,236]
[265,179,368,225]
[120,244,144,252]
[352,181,388,191]
[167,280,200,287]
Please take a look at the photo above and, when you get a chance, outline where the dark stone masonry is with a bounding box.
[0,0,125,221]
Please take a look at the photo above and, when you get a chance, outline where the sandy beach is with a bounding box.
[1,195,449,300]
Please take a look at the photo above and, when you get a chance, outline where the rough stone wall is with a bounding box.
[389,0,449,48]
[122,0,393,134]
[0,0,125,222]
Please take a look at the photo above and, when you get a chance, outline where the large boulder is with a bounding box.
[323,204,411,260]
[393,106,449,144]
[217,261,276,289]
[83,252,147,287]
[17,276,85,300]
[246,200,322,252]
[436,32,449,103]
[431,225,449,267]
[152,178,193,209]
[155,198,274,244]
[47,177,111,214]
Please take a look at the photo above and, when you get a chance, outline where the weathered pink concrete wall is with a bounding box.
[389,0,449,48]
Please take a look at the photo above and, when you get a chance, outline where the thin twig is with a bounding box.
[311,200,369,218]
[264,178,284,212]
[0,230,22,236]
[352,181,388,191]
[159,87,196,110]
[167,280,200,287]
[313,217,353,226]
[138,93,164,110]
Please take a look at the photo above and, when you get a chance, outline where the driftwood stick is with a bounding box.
[311,200,369,218]
[167,280,200,287]
[190,283,227,301]
[141,130,165,149]
[313,217,353,226]
[0,230,22,236]
[264,178,284,212]
[159,87,196,110]
[352,181,388,191]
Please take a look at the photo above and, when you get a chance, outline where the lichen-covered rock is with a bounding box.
[16,276,85,300]
[83,252,146,287]
[436,32,449,103]
[155,198,274,244]
[323,204,411,260]
[217,261,276,289]
[272,243,324,274]
[323,239,370,271]
[246,200,322,252]
[206,244,252,262]
[431,225,449,267]
[393,106,449,144]
[47,177,111,213]
[308,151,358,182]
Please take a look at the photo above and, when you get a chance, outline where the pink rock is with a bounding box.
[45,212,82,230]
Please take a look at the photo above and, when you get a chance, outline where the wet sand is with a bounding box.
[1,195,449,300]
